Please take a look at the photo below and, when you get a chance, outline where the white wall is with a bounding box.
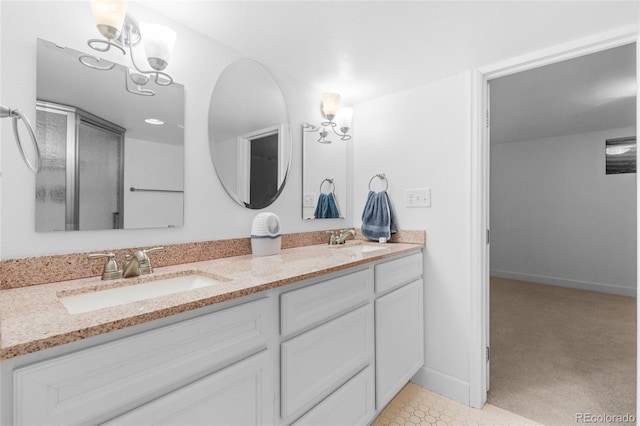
[124,138,184,229]
[491,127,637,296]
[354,72,473,404]
[0,1,348,260]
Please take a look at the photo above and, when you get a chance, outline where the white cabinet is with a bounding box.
[7,248,424,426]
[281,305,374,423]
[279,268,375,425]
[375,279,424,409]
[374,253,424,410]
[13,297,274,426]
[104,350,273,426]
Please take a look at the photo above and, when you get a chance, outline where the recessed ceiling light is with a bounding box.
[606,145,633,155]
[145,118,165,125]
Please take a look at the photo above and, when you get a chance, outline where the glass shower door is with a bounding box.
[35,102,124,231]
[36,106,73,232]
[77,120,123,230]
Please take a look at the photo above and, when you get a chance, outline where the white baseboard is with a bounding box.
[490,269,636,297]
[411,366,470,406]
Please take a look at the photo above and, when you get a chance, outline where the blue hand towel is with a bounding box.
[314,192,340,219]
[361,190,398,240]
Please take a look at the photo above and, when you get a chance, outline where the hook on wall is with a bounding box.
[0,105,41,173]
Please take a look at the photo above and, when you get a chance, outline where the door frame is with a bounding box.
[468,26,638,409]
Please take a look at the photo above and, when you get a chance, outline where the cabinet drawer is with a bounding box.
[281,304,374,422]
[293,366,374,426]
[281,268,373,336]
[104,350,273,426]
[14,297,272,426]
[374,251,422,294]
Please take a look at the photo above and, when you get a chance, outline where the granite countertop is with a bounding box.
[0,240,423,360]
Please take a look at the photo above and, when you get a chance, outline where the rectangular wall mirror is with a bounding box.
[302,124,347,220]
[35,38,185,232]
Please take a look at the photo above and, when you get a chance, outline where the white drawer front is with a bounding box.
[280,268,373,336]
[14,297,272,426]
[374,251,423,294]
[281,305,374,423]
[104,350,273,426]
[293,366,375,426]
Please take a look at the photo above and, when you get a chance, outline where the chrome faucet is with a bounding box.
[326,229,356,245]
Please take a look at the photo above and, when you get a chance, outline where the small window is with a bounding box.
[606,137,636,174]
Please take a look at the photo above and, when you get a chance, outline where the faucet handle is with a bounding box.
[88,253,123,280]
[139,246,164,275]
[325,230,338,245]
[144,246,165,255]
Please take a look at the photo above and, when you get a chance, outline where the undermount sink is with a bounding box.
[60,274,229,315]
[334,243,388,254]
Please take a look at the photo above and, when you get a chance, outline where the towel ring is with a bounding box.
[1,105,41,173]
[368,173,388,191]
[319,178,335,194]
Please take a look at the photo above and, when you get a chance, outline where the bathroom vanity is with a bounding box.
[0,241,424,425]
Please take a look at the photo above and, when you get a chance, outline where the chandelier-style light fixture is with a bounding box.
[80,0,177,96]
[304,92,353,144]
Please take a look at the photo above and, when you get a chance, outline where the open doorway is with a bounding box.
[486,43,637,424]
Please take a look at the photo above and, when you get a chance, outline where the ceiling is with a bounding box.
[491,43,637,144]
[141,1,639,107]
[36,39,184,145]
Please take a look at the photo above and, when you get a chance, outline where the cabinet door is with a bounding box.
[375,279,424,409]
[104,350,273,426]
[281,305,374,423]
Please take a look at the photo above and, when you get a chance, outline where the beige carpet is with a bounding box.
[488,277,636,425]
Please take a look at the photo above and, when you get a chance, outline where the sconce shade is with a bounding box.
[141,23,177,71]
[336,107,353,129]
[321,92,341,119]
[89,0,127,40]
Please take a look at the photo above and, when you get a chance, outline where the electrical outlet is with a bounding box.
[405,188,431,208]
[303,193,316,208]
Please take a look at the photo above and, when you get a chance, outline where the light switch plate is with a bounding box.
[405,188,431,208]
[303,193,316,208]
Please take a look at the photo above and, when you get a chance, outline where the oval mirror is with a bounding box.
[208,59,291,209]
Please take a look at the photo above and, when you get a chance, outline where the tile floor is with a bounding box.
[372,383,541,426]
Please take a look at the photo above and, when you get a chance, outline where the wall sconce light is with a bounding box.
[321,92,352,141]
[303,93,352,143]
[81,0,177,96]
